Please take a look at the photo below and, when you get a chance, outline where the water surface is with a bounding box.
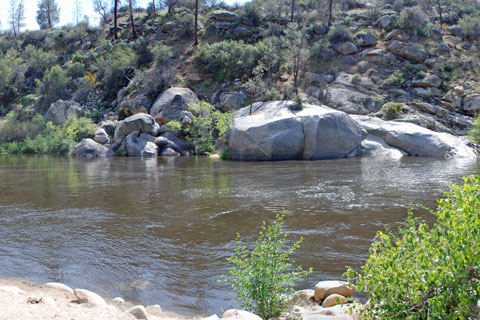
[0,155,478,315]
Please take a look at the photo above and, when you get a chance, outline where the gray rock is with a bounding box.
[150,87,199,124]
[215,21,236,29]
[463,94,480,114]
[448,25,462,37]
[355,33,377,47]
[378,15,395,30]
[222,309,263,320]
[161,22,177,33]
[160,132,192,152]
[159,147,180,156]
[431,27,444,39]
[219,90,249,111]
[324,84,381,115]
[362,48,397,65]
[94,128,110,145]
[280,75,289,82]
[352,115,476,158]
[114,113,157,141]
[313,24,328,35]
[126,132,158,156]
[411,73,442,88]
[230,101,364,161]
[386,40,427,63]
[332,42,359,55]
[211,10,238,22]
[74,289,108,307]
[359,134,407,158]
[233,26,253,39]
[123,305,149,320]
[45,100,82,125]
[436,43,450,53]
[71,139,114,158]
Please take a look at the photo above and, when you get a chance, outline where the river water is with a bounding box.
[0,155,479,315]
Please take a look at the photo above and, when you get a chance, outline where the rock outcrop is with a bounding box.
[229,101,365,161]
[45,100,82,125]
[150,87,199,124]
[71,139,114,158]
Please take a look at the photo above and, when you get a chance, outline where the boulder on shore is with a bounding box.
[150,87,199,124]
[71,139,114,158]
[229,101,365,161]
[113,113,158,141]
[45,100,82,125]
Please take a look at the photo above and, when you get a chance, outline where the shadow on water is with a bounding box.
[0,154,479,315]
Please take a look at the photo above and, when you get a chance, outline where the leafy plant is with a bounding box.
[468,114,480,144]
[345,176,480,319]
[386,69,405,88]
[382,102,403,119]
[224,212,312,320]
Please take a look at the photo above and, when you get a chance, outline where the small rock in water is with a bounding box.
[74,289,108,307]
[123,305,149,320]
[209,154,221,159]
[322,294,346,308]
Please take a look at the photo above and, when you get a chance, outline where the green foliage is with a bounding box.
[459,13,480,40]
[36,0,60,29]
[398,6,428,34]
[382,102,403,119]
[152,43,173,67]
[220,146,230,160]
[468,114,480,144]
[310,37,330,61]
[97,42,137,100]
[63,116,96,142]
[223,212,312,320]
[346,176,480,319]
[0,112,44,143]
[65,61,85,79]
[195,40,264,82]
[289,96,304,111]
[444,64,454,72]
[387,69,405,88]
[84,108,104,123]
[35,65,74,111]
[164,120,183,134]
[22,44,57,78]
[0,53,25,105]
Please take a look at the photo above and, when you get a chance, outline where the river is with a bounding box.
[0,155,478,315]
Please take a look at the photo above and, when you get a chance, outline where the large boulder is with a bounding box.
[411,73,442,88]
[352,115,476,158]
[332,42,358,55]
[94,128,110,145]
[355,33,377,47]
[113,113,158,141]
[211,10,238,22]
[150,87,199,124]
[125,131,158,156]
[219,90,249,111]
[362,48,397,65]
[314,281,355,302]
[229,101,365,161]
[71,139,114,158]
[463,94,480,114]
[386,40,427,63]
[45,100,82,125]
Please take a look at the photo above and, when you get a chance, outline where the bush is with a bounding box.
[223,212,312,320]
[0,54,26,105]
[398,6,428,34]
[459,14,480,40]
[382,102,403,119]
[65,61,85,79]
[164,120,183,134]
[35,65,74,111]
[386,69,405,88]
[22,45,57,79]
[152,43,173,67]
[327,26,353,44]
[0,112,45,143]
[310,38,330,61]
[346,176,480,319]
[63,116,96,142]
[195,40,263,82]
[468,114,480,144]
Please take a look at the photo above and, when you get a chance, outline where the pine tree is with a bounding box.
[36,0,60,29]
[9,0,25,38]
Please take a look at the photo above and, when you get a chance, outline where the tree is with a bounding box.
[73,0,82,25]
[194,0,199,45]
[285,23,308,97]
[164,0,181,15]
[93,0,109,25]
[290,0,295,21]
[328,0,334,27]
[9,0,25,38]
[113,0,120,39]
[36,0,60,29]
[128,0,137,39]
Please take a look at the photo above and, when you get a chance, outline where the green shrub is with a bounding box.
[382,102,403,119]
[65,61,85,79]
[164,120,183,134]
[22,45,57,78]
[468,114,480,144]
[152,43,173,67]
[0,54,25,105]
[444,64,454,72]
[223,212,312,320]
[398,6,428,34]
[195,40,263,82]
[346,176,480,319]
[310,38,330,61]
[386,69,405,88]
[35,65,74,111]
[459,13,480,40]
[0,112,45,143]
[63,117,96,142]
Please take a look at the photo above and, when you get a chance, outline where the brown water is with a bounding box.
[0,155,479,315]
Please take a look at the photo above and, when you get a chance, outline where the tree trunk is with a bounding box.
[328,0,333,28]
[152,0,155,12]
[47,0,52,28]
[114,0,118,39]
[129,0,137,39]
[291,0,295,22]
[194,0,199,46]
[437,0,443,25]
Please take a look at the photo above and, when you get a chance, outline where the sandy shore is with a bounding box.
[0,279,195,320]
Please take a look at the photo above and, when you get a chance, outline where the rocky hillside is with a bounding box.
[0,0,479,158]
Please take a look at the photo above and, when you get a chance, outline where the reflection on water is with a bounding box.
[0,155,479,315]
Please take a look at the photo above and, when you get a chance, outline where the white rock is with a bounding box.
[41,295,56,305]
[203,315,220,320]
[222,309,263,320]
[288,290,316,308]
[43,282,74,295]
[123,305,149,320]
[74,289,108,307]
[314,281,355,301]
[112,297,125,304]
[146,304,162,316]
[0,286,25,296]
[322,294,346,308]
